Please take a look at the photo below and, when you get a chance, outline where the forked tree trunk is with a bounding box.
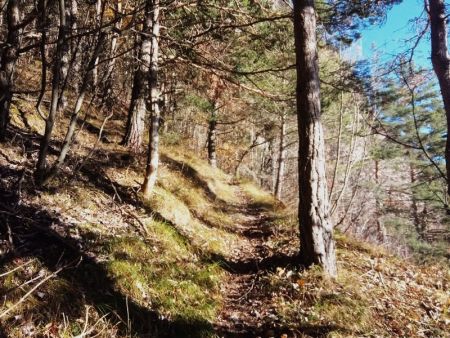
[293,0,337,277]
[122,0,152,152]
[0,0,20,141]
[35,0,70,183]
[207,102,219,168]
[274,114,286,200]
[429,0,450,204]
[142,0,160,197]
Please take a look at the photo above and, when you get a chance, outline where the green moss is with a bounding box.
[105,225,223,324]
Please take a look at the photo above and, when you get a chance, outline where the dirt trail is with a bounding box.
[214,199,299,338]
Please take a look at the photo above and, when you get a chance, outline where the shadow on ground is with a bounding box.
[0,165,214,338]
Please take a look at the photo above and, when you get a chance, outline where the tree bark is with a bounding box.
[207,101,219,168]
[69,0,81,93]
[409,163,425,239]
[429,0,450,203]
[122,0,152,152]
[0,0,20,141]
[101,0,121,110]
[374,160,386,242]
[274,113,286,200]
[293,0,337,277]
[92,0,102,88]
[41,33,106,185]
[142,0,160,197]
[35,0,70,182]
[56,0,71,113]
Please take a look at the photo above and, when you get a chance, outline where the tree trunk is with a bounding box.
[101,0,121,110]
[122,0,152,152]
[69,0,81,93]
[274,114,286,200]
[0,0,5,27]
[374,160,386,242]
[35,0,70,182]
[207,102,218,168]
[429,0,450,204]
[0,0,20,141]
[92,0,102,88]
[56,1,71,114]
[409,163,425,239]
[293,0,337,277]
[41,33,106,185]
[142,0,160,197]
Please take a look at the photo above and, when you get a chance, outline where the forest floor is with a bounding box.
[0,101,449,337]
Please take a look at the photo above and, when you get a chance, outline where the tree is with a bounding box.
[274,112,286,200]
[373,67,447,240]
[142,0,161,197]
[293,0,337,277]
[428,0,450,204]
[0,0,20,141]
[122,0,152,152]
[35,0,71,183]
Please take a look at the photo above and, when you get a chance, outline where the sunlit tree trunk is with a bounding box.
[0,0,20,141]
[56,1,72,113]
[142,0,161,197]
[293,0,337,277]
[92,0,102,88]
[122,0,152,151]
[69,0,80,93]
[429,0,450,205]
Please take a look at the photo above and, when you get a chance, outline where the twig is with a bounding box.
[0,259,35,278]
[0,260,75,319]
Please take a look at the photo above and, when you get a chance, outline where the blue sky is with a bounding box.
[358,0,431,68]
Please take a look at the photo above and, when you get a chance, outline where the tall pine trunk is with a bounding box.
[0,0,20,141]
[142,0,160,197]
[429,0,450,206]
[122,1,152,152]
[293,0,337,277]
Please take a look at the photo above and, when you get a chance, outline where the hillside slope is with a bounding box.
[0,104,449,337]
